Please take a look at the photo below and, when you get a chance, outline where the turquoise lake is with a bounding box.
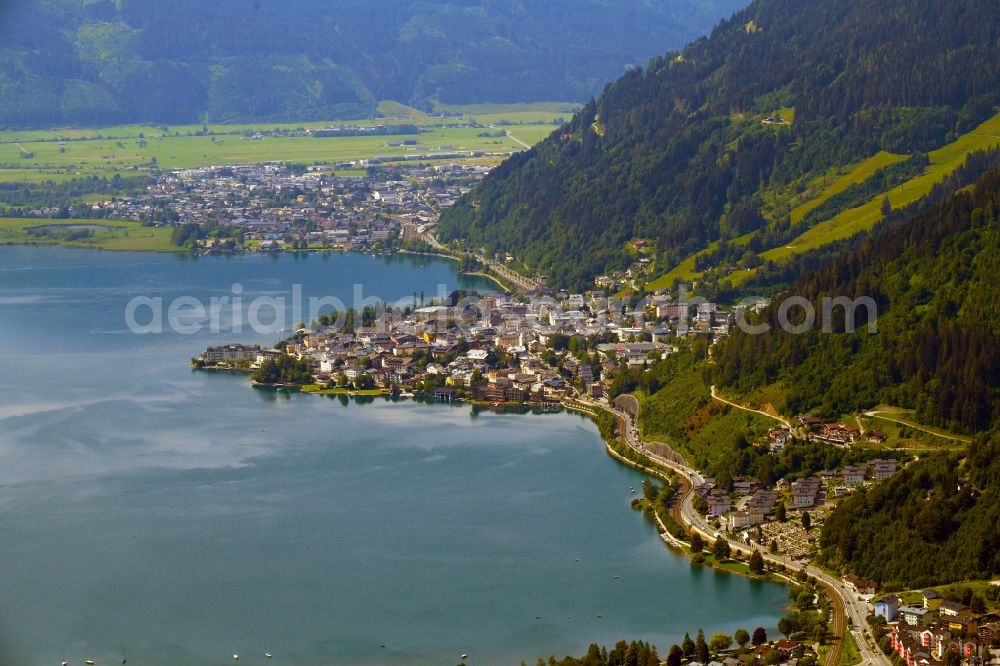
[0,247,788,666]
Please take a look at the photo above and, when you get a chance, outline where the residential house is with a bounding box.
[870,458,898,481]
[978,621,1000,644]
[921,590,943,611]
[657,302,688,320]
[917,627,951,652]
[774,639,804,658]
[947,615,977,635]
[939,601,973,619]
[733,480,761,496]
[900,605,932,626]
[318,354,337,374]
[768,427,790,447]
[728,510,757,531]
[876,595,901,622]
[843,465,868,486]
[797,414,823,430]
[936,637,980,661]
[343,365,365,381]
[792,477,821,507]
[816,422,858,444]
[706,490,732,516]
[844,574,878,598]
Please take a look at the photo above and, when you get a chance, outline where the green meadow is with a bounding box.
[786,151,907,226]
[0,101,569,183]
[0,218,176,252]
[0,128,521,171]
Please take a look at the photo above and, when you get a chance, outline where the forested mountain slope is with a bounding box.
[820,432,1000,588]
[713,166,1000,435]
[438,0,1000,290]
[0,0,745,127]
[623,167,1000,587]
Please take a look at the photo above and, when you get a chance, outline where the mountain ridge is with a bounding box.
[0,0,746,128]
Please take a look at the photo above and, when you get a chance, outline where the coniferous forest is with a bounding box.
[819,433,1000,588]
[712,167,1000,435]
[439,0,1000,290]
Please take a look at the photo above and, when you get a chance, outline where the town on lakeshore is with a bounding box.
[196,282,1000,666]
[59,160,490,254]
[195,286,745,402]
[10,154,660,293]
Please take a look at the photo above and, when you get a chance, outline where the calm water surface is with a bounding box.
[0,247,787,666]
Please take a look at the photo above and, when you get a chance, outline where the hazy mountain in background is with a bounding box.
[0,0,747,127]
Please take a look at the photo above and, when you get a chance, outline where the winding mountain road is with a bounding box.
[710,385,791,427]
[863,411,971,443]
[571,395,888,666]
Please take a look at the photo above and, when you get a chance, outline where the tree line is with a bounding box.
[0,0,743,127]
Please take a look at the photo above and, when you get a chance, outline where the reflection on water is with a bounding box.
[0,248,788,666]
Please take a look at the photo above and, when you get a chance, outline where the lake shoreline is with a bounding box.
[0,238,515,293]
[2,245,792,664]
[242,376,791,590]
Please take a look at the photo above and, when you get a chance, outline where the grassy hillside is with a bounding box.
[651,111,1000,291]
[757,112,1000,264]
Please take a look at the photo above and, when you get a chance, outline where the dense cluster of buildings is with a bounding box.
[88,162,489,251]
[198,290,758,404]
[690,457,900,535]
[876,592,1000,666]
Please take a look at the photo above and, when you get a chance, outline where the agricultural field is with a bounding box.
[431,100,580,125]
[0,218,176,252]
[0,128,519,172]
[0,101,571,184]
